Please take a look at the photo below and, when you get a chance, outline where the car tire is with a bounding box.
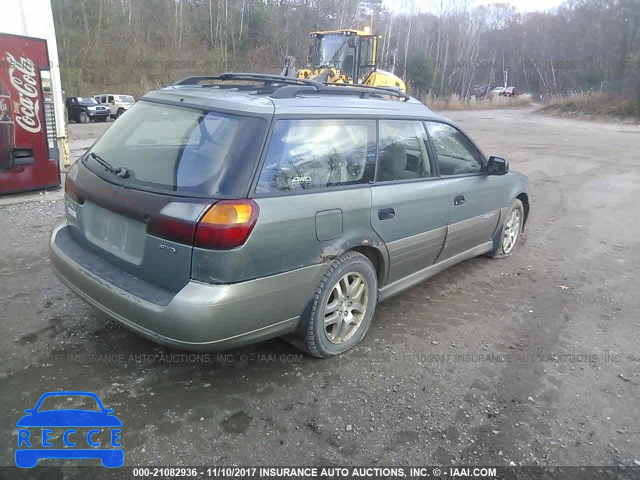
[300,251,377,358]
[116,108,125,119]
[79,111,89,124]
[489,199,524,258]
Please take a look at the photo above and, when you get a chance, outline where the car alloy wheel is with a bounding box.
[501,206,522,254]
[299,251,377,358]
[324,272,368,344]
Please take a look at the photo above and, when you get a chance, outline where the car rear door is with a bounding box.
[369,120,449,286]
[244,117,376,284]
[424,121,507,260]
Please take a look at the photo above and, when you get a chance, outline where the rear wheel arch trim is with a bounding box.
[349,244,387,288]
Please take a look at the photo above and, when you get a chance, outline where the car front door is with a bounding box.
[370,119,450,287]
[425,121,509,260]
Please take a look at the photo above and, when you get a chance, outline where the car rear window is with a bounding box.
[84,101,267,197]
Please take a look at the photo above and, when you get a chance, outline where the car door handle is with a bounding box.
[454,195,466,206]
[378,207,395,220]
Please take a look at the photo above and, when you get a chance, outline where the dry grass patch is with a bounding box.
[538,92,640,121]
[423,93,532,112]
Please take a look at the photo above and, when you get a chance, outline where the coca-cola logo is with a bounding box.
[6,52,41,134]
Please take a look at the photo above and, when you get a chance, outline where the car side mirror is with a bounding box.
[486,156,509,175]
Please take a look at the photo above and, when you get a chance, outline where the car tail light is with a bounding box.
[147,217,196,245]
[194,200,259,249]
[64,177,81,202]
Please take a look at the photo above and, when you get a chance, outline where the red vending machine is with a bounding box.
[0,33,61,194]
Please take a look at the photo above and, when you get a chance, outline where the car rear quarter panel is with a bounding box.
[190,188,385,284]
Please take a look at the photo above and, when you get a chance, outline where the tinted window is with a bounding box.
[425,122,483,175]
[84,101,267,197]
[256,119,376,193]
[377,120,434,181]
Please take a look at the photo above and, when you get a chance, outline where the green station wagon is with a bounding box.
[50,73,530,358]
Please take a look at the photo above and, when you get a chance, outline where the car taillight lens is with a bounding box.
[194,200,259,249]
[147,217,196,245]
[64,177,80,202]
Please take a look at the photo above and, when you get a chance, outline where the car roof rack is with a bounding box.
[270,83,410,102]
[174,72,410,102]
[175,72,319,87]
[320,82,410,101]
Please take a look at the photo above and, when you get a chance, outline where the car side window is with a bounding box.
[377,120,434,181]
[256,119,376,193]
[425,122,483,176]
[108,96,114,103]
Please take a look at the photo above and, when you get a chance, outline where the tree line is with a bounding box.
[51,0,640,102]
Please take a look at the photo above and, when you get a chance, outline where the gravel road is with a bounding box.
[1,108,638,471]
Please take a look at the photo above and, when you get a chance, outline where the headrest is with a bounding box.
[382,143,407,174]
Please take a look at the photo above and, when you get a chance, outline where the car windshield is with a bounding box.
[78,97,99,105]
[116,95,134,103]
[37,395,101,412]
[84,101,267,197]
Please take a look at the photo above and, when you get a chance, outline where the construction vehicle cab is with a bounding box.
[285,29,406,92]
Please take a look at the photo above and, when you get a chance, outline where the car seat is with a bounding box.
[378,143,419,181]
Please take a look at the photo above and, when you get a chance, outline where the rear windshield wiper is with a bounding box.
[89,152,129,178]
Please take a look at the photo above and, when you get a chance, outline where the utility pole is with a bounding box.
[502,52,507,88]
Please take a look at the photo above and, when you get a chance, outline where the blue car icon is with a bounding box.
[15,391,123,468]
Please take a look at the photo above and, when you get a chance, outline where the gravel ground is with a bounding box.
[0,108,638,472]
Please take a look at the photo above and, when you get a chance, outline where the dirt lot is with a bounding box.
[1,108,638,471]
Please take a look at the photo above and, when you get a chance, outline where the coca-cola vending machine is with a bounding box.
[0,33,61,194]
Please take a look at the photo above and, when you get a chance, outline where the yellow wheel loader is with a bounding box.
[282,28,406,92]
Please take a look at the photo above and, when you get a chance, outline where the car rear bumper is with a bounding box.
[49,223,326,351]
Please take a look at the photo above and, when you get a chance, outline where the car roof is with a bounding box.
[142,85,446,120]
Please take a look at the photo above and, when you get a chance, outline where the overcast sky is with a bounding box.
[383,0,566,14]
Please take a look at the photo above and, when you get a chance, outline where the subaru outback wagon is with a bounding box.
[50,73,530,358]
